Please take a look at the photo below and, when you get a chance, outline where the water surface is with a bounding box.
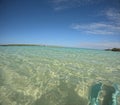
[0,46,120,105]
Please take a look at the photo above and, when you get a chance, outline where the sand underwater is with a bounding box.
[0,46,120,105]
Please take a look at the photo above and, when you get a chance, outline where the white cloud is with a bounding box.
[71,8,120,35]
[105,8,120,23]
[71,22,120,35]
[52,0,69,4]
[54,6,67,11]
[51,0,100,10]
[51,0,79,10]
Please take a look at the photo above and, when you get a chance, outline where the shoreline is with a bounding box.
[0,44,43,46]
[0,44,67,49]
[105,48,120,52]
[1,44,119,52]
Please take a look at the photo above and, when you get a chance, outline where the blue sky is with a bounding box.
[0,0,120,49]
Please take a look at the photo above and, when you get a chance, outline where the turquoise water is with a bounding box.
[0,46,120,105]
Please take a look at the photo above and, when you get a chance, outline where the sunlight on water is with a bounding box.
[0,46,120,105]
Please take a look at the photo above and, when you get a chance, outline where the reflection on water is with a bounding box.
[0,46,120,105]
[88,81,120,105]
[35,80,87,105]
[88,81,102,105]
[102,84,115,105]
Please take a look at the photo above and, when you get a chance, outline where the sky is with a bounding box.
[0,0,120,49]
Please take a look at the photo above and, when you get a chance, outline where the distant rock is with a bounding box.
[105,48,120,52]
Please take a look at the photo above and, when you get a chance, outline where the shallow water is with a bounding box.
[0,46,120,105]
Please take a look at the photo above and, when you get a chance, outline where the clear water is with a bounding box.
[0,46,120,105]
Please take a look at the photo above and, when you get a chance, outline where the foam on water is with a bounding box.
[0,46,120,105]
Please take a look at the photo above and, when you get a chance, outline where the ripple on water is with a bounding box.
[0,46,120,105]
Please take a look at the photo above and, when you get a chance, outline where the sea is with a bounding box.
[0,46,120,105]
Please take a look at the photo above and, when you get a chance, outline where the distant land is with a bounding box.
[105,48,120,52]
[0,44,120,51]
[0,44,65,48]
[0,44,43,46]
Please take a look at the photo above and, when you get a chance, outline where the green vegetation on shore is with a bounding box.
[0,44,65,48]
[105,48,120,52]
[0,44,43,46]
